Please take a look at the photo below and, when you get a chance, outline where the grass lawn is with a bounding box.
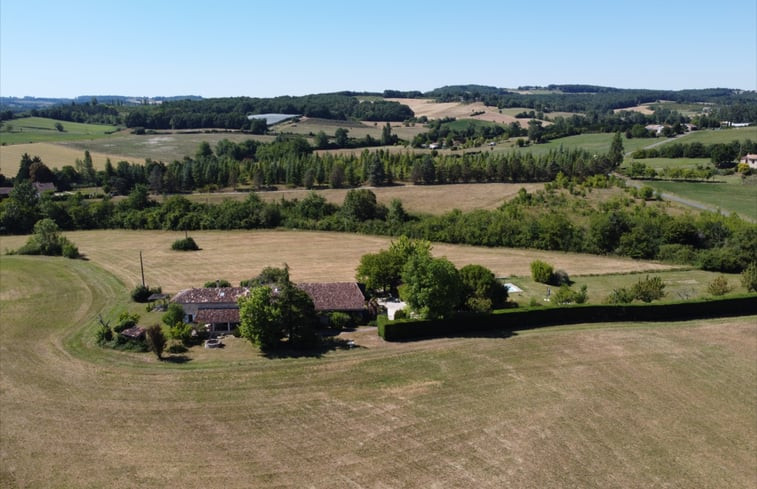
[642,176,757,220]
[0,117,120,145]
[505,268,748,305]
[1,254,755,488]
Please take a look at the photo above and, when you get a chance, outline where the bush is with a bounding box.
[551,269,571,286]
[465,296,493,313]
[95,322,113,344]
[171,237,200,251]
[62,242,79,258]
[742,262,757,292]
[204,279,231,288]
[630,275,666,303]
[393,309,408,320]
[168,322,193,345]
[113,312,140,333]
[131,284,162,303]
[707,276,733,296]
[146,324,167,359]
[607,287,635,304]
[552,284,588,304]
[328,311,352,329]
[530,260,554,284]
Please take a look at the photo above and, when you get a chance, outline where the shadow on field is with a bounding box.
[263,337,361,359]
[390,329,518,343]
[162,354,191,363]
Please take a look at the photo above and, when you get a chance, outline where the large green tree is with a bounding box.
[401,254,462,319]
[238,271,318,350]
[459,264,507,312]
[608,132,624,168]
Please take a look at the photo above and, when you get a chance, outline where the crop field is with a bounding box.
[642,177,757,220]
[0,117,121,145]
[275,117,426,141]
[0,141,138,175]
[1,254,755,488]
[0,229,677,294]
[59,131,276,163]
[386,98,530,126]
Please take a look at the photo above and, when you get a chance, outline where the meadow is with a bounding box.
[1,254,755,488]
[671,126,757,145]
[641,176,757,220]
[0,117,121,145]
[492,132,653,157]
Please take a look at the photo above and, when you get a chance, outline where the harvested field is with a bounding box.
[0,229,677,293]
[1,254,755,488]
[0,142,137,174]
[387,98,530,126]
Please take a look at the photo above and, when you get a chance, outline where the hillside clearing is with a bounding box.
[1,255,755,488]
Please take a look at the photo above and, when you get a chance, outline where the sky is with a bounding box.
[1,0,755,98]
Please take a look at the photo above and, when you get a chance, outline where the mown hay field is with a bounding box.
[0,229,677,294]
[1,254,755,488]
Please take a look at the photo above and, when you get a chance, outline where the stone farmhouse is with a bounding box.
[172,282,366,334]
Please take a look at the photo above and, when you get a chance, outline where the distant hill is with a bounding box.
[0,95,202,112]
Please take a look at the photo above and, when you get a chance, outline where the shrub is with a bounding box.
[61,242,79,258]
[530,260,554,284]
[630,275,666,303]
[204,279,231,288]
[146,324,167,359]
[742,262,757,292]
[552,284,588,304]
[393,308,408,320]
[707,276,733,296]
[162,303,185,327]
[131,284,162,303]
[552,269,571,286]
[168,322,193,345]
[465,296,493,313]
[171,237,200,251]
[113,312,140,333]
[95,322,113,344]
[328,311,352,329]
[607,287,635,304]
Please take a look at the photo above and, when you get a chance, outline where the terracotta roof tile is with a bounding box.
[296,282,366,311]
[172,287,248,304]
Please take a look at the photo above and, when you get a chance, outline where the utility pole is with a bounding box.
[139,250,145,287]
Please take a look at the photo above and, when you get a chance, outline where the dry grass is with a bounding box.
[0,229,677,294]
[1,255,755,489]
[387,98,532,127]
[0,142,138,174]
[613,104,654,115]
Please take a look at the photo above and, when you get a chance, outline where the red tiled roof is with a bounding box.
[296,282,366,312]
[172,287,248,304]
[195,308,240,324]
[120,326,146,339]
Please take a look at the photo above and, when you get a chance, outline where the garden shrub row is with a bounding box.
[377,295,757,341]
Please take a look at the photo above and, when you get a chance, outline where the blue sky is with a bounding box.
[1,0,755,98]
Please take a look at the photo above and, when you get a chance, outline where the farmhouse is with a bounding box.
[171,282,366,333]
[740,153,757,169]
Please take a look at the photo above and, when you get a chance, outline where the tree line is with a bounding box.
[3,174,754,274]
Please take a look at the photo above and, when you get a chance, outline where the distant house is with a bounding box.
[740,154,757,169]
[645,124,665,136]
[171,283,366,333]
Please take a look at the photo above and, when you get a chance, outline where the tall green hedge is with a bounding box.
[378,295,757,341]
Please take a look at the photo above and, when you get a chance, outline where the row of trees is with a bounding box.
[630,139,756,166]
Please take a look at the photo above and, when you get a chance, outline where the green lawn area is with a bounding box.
[495,132,653,157]
[660,127,757,145]
[623,157,712,170]
[0,117,121,145]
[642,176,757,220]
[504,268,747,305]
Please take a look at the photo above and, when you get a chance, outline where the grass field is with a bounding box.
[492,133,653,157]
[1,254,755,488]
[179,182,546,215]
[0,117,121,145]
[0,141,139,175]
[664,126,757,145]
[275,117,426,141]
[0,229,677,294]
[642,176,757,220]
[625,157,712,170]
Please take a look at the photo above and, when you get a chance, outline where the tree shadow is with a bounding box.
[389,329,518,343]
[262,337,361,359]
[162,354,192,363]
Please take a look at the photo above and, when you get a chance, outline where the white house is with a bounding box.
[740,154,757,169]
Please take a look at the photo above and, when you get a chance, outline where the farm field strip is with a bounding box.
[1,255,755,488]
[642,179,757,221]
[0,229,677,294]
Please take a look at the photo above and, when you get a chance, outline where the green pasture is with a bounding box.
[624,157,712,170]
[494,132,653,157]
[665,127,757,145]
[0,117,121,145]
[643,176,756,220]
[504,268,747,306]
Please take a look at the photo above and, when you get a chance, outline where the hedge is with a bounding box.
[377,294,757,341]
